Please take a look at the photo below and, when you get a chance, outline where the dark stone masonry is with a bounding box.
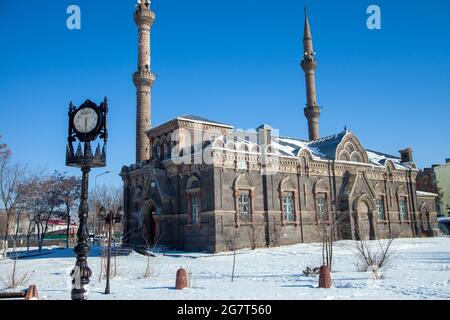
[121,3,439,253]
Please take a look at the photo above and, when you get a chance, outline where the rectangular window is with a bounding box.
[399,198,408,220]
[316,195,327,221]
[239,193,251,223]
[283,195,295,222]
[191,194,201,224]
[376,197,385,220]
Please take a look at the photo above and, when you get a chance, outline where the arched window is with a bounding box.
[191,194,201,224]
[283,194,295,222]
[399,198,408,221]
[186,176,201,225]
[233,174,254,226]
[316,194,328,222]
[279,177,298,224]
[350,153,362,163]
[238,193,250,223]
[376,196,386,220]
[163,142,169,160]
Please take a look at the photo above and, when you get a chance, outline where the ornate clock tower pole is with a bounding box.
[134,0,155,163]
[66,99,108,300]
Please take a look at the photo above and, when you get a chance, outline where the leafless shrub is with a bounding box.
[138,232,165,279]
[0,240,31,290]
[302,266,320,277]
[349,238,398,279]
[247,225,263,250]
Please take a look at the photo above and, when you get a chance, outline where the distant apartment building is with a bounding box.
[417,159,450,217]
[434,159,450,217]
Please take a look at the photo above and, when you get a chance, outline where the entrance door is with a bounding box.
[357,200,376,240]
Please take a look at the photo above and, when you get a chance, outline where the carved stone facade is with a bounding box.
[121,118,439,253]
[121,6,438,252]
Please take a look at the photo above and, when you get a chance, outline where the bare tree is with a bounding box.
[0,135,11,160]
[316,213,349,271]
[23,174,64,252]
[0,156,29,258]
[220,227,240,282]
[55,172,81,248]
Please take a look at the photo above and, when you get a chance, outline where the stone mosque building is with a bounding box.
[121,1,439,252]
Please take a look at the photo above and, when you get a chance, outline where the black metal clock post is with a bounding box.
[66,98,108,300]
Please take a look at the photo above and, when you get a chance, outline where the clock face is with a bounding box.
[73,107,99,134]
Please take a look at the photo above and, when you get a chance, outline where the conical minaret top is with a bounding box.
[133,0,156,163]
[301,7,321,141]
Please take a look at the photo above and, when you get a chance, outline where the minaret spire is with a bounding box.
[133,0,155,163]
[301,7,321,141]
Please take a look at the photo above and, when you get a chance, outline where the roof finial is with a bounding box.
[344,124,348,133]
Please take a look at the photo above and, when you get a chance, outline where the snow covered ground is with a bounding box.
[0,237,449,300]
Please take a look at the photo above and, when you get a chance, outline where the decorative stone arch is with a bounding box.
[212,137,225,149]
[225,140,237,151]
[297,148,314,161]
[186,175,201,190]
[352,195,376,240]
[419,202,431,232]
[297,149,313,175]
[236,142,249,153]
[339,150,350,162]
[313,178,329,194]
[232,173,255,227]
[233,172,254,191]
[279,176,296,191]
[278,176,299,225]
[265,144,276,154]
[373,182,385,194]
[384,160,395,181]
[249,143,261,154]
[141,199,159,246]
[335,133,369,164]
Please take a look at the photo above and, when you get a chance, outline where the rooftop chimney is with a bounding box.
[399,148,413,163]
[257,124,272,147]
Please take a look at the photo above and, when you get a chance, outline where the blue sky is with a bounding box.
[0,0,449,187]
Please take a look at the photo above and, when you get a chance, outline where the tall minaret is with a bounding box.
[301,7,321,141]
[133,0,155,163]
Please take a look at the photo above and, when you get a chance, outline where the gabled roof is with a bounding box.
[307,131,347,160]
[177,114,233,128]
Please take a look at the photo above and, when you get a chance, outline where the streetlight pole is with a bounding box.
[94,171,110,237]
[101,207,123,295]
[105,211,113,295]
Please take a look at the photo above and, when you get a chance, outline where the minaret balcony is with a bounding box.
[133,70,156,87]
[304,105,321,118]
[134,9,155,26]
[300,57,317,71]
